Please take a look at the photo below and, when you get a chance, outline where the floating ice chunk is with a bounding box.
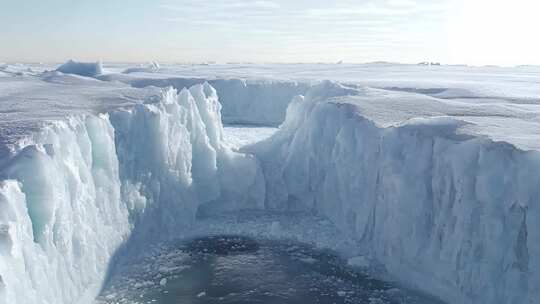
[347,256,370,268]
[122,182,147,212]
[368,298,385,304]
[270,221,281,235]
[299,257,317,264]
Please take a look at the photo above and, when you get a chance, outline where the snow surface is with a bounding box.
[106,62,540,101]
[223,125,278,149]
[97,63,540,150]
[0,72,160,158]
[0,63,540,304]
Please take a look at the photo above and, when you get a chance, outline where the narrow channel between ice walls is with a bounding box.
[0,83,264,304]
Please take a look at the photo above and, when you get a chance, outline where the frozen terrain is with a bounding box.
[223,125,277,149]
[0,61,540,304]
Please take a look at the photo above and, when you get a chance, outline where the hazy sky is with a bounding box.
[1,0,539,65]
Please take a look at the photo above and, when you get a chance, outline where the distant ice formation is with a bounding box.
[97,75,311,125]
[56,60,104,77]
[122,61,160,73]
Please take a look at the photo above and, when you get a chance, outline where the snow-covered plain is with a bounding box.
[1,61,540,304]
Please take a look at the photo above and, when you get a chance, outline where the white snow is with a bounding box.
[97,63,540,101]
[97,63,540,134]
[1,63,540,304]
[223,125,278,149]
[0,71,161,161]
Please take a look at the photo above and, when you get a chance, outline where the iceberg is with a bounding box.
[56,60,104,77]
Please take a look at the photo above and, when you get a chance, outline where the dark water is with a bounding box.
[98,235,444,304]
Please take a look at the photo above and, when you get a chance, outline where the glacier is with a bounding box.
[0,62,540,304]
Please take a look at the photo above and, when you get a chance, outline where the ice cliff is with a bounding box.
[97,74,310,125]
[247,81,540,304]
[0,83,264,304]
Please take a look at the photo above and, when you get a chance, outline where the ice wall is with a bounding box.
[0,116,128,304]
[210,79,310,125]
[248,82,540,304]
[98,75,310,125]
[0,84,264,304]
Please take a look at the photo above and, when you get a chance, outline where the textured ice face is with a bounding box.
[97,74,312,125]
[247,82,540,304]
[0,83,265,304]
[0,115,128,304]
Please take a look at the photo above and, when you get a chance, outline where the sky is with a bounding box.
[1,0,539,66]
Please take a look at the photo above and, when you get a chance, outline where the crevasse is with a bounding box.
[0,79,538,304]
